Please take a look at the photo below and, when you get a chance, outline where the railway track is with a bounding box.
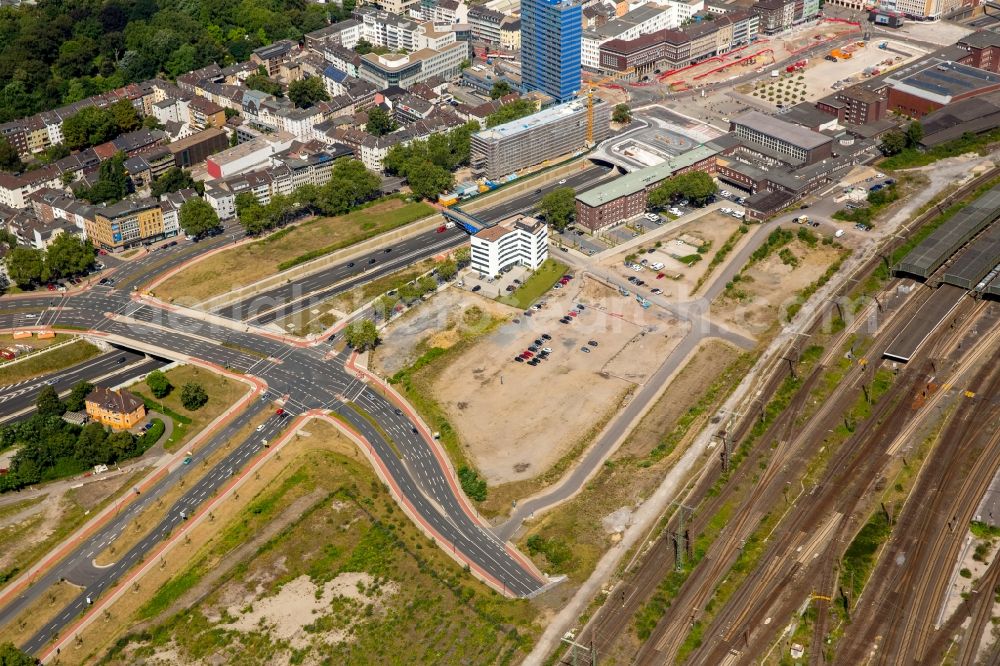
[835,343,1000,666]
[554,167,1000,666]
[674,302,998,663]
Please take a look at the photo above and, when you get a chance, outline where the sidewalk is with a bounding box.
[0,345,263,611]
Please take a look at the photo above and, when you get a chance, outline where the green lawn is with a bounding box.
[498,259,569,309]
[155,198,435,303]
[0,339,99,385]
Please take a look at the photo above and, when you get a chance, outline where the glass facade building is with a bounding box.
[520,0,582,103]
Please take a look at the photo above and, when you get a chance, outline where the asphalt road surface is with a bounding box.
[0,287,546,656]
[217,164,615,325]
[218,227,469,324]
[0,350,166,423]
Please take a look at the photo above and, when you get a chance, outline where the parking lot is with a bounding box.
[430,274,687,485]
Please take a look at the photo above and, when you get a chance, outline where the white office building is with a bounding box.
[470,214,548,277]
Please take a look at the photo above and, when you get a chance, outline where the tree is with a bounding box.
[612,103,632,124]
[145,370,171,398]
[344,319,379,351]
[179,198,221,239]
[405,160,454,200]
[365,107,399,137]
[109,99,141,133]
[245,73,283,97]
[77,151,128,204]
[648,171,717,208]
[180,383,208,411]
[436,260,457,281]
[45,233,94,279]
[354,38,375,54]
[5,246,46,288]
[288,76,329,109]
[374,294,399,320]
[150,167,197,197]
[454,247,471,266]
[0,138,23,173]
[61,106,117,151]
[36,385,65,417]
[905,120,924,148]
[486,99,536,128]
[538,187,576,231]
[0,641,35,666]
[490,80,512,100]
[64,381,94,412]
[880,130,907,156]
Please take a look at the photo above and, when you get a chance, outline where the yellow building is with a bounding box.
[85,386,146,430]
[85,198,165,252]
[500,18,521,51]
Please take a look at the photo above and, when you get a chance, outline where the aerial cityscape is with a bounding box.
[0,0,998,663]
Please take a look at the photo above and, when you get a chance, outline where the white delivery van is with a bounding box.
[834,229,845,238]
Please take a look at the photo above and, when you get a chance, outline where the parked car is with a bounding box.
[472,285,481,292]
[588,340,598,347]
[580,346,591,353]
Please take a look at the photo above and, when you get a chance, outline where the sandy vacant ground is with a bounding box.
[371,288,516,377]
[604,212,742,300]
[715,239,845,338]
[432,276,688,485]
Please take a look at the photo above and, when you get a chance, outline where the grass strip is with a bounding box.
[277,200,434,271]
[497,259,568,309]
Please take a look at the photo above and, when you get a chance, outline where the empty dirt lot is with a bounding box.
[715,237,846,338]
[603,212,743,300]
[431,276,689,486]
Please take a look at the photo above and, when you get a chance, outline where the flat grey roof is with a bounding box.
[941,222,1000,289]
[883,284,965,363]
[987,270,1000,298]
[888,60,1000,105]
[731,110,832,150]
[896,183,1000,278]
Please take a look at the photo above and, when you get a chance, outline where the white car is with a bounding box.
[542,347,552,353]
[875,172,885,178]
[256,424,265,432]
[558,179,567,185]
[721,207,733,214]
[668,208,683,216]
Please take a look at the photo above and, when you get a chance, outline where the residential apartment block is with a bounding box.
[85,198,167,252]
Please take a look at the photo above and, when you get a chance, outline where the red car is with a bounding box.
[275,408,285,416]
[522,350,534,358]
[98,249,107,255]
[656,273,665,279]
[559,278,570,285]
[46,284,56,291]
[567,311,578,318]
[436,225,447,233]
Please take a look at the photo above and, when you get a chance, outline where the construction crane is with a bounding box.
[582,73,619,145]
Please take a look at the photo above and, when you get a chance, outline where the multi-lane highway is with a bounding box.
[215,165,614,325]
[219,226,468,324]
[0,349,166,423]
[0,271,546,657]
[0,165,631,655]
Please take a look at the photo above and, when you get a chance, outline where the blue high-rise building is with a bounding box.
[520,0,582,104]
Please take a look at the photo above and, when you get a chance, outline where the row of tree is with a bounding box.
[4,232,94,289]
[383,122,479,199]
[0,385,160,493]
[647,171,718,209]
[234,158,382,235]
